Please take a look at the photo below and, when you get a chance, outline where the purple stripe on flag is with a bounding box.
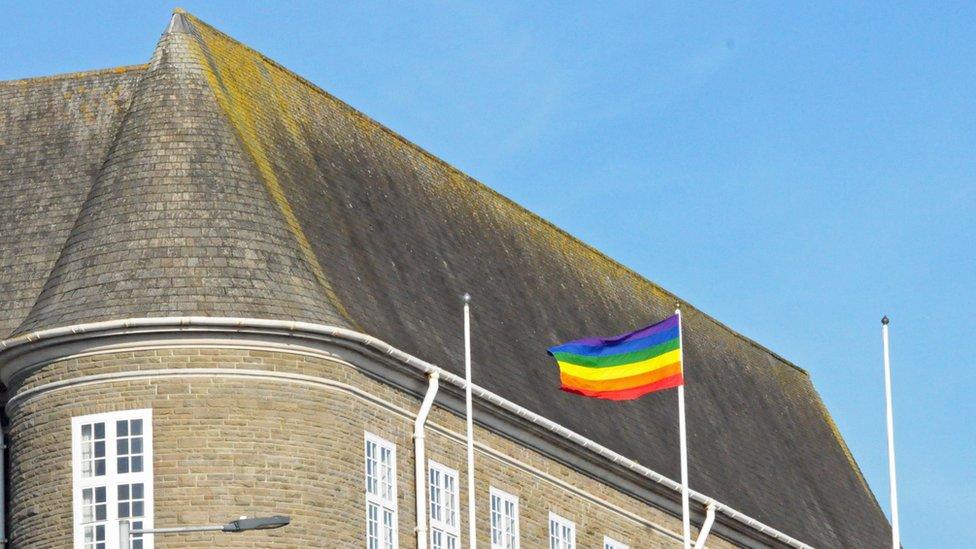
[567,314,677,346]
[549,326,677,356]
[548,314,679,357]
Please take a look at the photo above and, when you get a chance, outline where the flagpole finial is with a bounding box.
[463,293,471,304]
[882,315,889,325]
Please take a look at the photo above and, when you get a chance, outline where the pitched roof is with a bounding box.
[0,11,890,546]
[0,65,145,337]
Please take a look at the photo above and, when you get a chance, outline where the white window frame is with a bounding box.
[548,512,576,549]
[428,461,459,549]
[603,536,628,549]
[364,432,398,549]
[489,487,519,549]
[72,409,154,549]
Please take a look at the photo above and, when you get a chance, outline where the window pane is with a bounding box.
[82,489,94,523]
[365,440,378,496]
[444,475,456,526]
[429,469,441,522]
[549,515,573,549]
[367,503,380,549]
[76,413,151,549]
[383,508,395,549]
[490,491,518,548]
[491,496,500,543]
[365,436,397,549]
[380,447,394,501]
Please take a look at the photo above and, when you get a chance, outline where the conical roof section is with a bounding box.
[16,13,351,334]
[0,64,144,338]
[1,11,892,547]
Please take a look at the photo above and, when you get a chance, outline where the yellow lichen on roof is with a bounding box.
[181,13,359,330]
[177,10,806,376]
[173,14,684,327]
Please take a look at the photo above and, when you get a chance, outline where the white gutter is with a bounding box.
[0,317,814,548]
[413,371,440,549]
[693,501,716,549]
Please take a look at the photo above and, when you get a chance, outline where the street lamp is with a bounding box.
[120,515,290,543]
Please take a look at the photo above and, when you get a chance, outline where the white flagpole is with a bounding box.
[463,293,477,548]
[676,306,691,549]
[882,316,900,549]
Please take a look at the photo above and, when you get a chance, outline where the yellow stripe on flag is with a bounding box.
[560,362,683,392]
[556,349,682,381]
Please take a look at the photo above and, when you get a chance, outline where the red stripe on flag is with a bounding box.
[560,373,684,401]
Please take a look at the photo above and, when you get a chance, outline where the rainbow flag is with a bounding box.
[548,314,683,400]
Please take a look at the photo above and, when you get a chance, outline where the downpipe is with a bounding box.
[693,501,716,549]
[414,371,440,549]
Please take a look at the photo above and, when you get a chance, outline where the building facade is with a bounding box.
[0,11,891,548]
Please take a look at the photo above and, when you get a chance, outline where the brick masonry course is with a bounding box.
[5,347,729,548]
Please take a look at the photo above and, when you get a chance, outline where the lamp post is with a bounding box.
[120,515,290,544]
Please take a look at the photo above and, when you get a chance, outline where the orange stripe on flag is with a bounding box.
[560,362,682,392]
[561,374,684,401]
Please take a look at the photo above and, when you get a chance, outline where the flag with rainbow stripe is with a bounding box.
[547,314,683,400]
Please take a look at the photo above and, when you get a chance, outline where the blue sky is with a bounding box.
[4,2,974,546]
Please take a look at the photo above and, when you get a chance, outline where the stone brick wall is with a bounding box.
[6,346,732,548]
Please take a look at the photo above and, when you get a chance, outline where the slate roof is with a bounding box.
[0,11,891,546]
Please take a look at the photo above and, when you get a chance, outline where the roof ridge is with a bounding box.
[0,64,146,86]
[179,11,808,376]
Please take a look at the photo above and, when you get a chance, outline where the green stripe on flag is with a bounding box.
[551,337,680,368]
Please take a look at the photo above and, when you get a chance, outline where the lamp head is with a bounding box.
[222,516,290,532]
